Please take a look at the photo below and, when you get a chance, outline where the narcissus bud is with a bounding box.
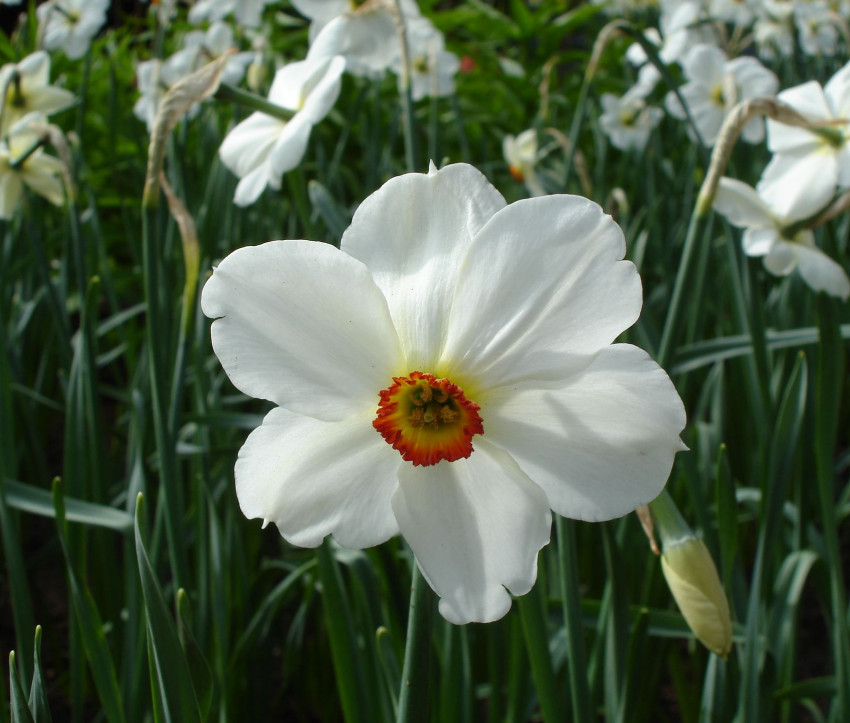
[648,491,733,659]
[661,537,733,659]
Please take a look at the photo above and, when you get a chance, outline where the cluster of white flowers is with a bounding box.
[713,61,850,299]
[131,0,462,205]
[597,0,850,61]
[0,51,74,219]
[582,0,850,298]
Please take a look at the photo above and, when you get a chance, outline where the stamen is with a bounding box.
[373,371,483,466]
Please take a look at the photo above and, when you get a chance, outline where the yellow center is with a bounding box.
[373,371,483,466]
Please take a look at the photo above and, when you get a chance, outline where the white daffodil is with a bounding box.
[161,22,254,88]
[794,1,839,57]
[0,51,75,136]
[502,129,545,196]
[304,0,422,77]
[665,44,778,146]
[202,162,687,624]
[37,0,108,60]
[188,0,275,29]
[133,59,165,132]
[218,55,345,206]
[753,0,796,59]
[714,177,850,299]
[600,89,664,152]
[758,61,850,221]
[400,19,460,102]
[0,116,65,219]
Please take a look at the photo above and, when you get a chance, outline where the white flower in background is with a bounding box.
[161,22,254,88]
[201,162,687,624]
[0,51,75,136]
[398,18,460,101]
[714,177,850,299]
[600,88,664,152]
[794,1,839,57]
[303,0,421,77]
[709,0,756,27]
[218,55,345,206]
[625,29,662,98]
[758,62,850,220]
[753,0,796,59]
[503,129,545,196]
[37,0,109,60]
[0,115,65,219]
[657,0,719,65]
[133,59,165,132]
[665,44,778,146]
[188,0,275,29]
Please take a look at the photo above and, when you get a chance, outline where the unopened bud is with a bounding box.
[661,537,733,659]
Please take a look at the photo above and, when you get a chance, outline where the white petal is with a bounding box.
[235,407,401,548]
[757,151,837,223]
[308,10,399,76]
[341,163,506,370]
[682,44,726,87]
[763,242,797,275]
[219,112,284,178]
[392,439,552,624]
[793,240,850,299]
[713,177,774,229]
[766,81,831,153]
[742,227,779,257]
[201,239,404,419]
[268,114,313,178]
[232,162,271,206]
[440,195,642,390]
[483,344,686,522]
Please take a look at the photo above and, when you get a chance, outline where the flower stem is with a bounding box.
[396,563,434,723]
[214,83,294,122]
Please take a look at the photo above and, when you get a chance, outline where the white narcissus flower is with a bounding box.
[0,51,75,136]
[401,19,460,102]
[758,61,850,221]
[0,116,65,219]
[37,0,109,60]
[201,162,687,624]
[599,89,664,152]
[794,1,839,57]
[304,0,421,77]
[218,55,345,206]
[665,44,778,146]
[714,177,850,299]
[133,59,165,132]
[188,0,275,29]
[503,129,545,197]
[161,22,254,88]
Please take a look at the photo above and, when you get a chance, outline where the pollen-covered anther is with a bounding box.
[373,371,483,466]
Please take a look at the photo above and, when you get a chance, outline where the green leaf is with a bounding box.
[51,481,126,723]
[134,494,202,723]
[176,590,214,720]
[6,479,132,532]
[28,627,52,723]
[308,181,350,243]
[9,652,36,723]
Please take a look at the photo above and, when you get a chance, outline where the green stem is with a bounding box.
[814,297,850,720]
[517,576,562,723]
[391,0,419,173]
[396,564,434,723]
[214,83,293,122]
[141,202,189,591]
[555,517,591,722]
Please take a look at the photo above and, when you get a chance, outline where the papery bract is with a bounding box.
[202,163,687,624]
